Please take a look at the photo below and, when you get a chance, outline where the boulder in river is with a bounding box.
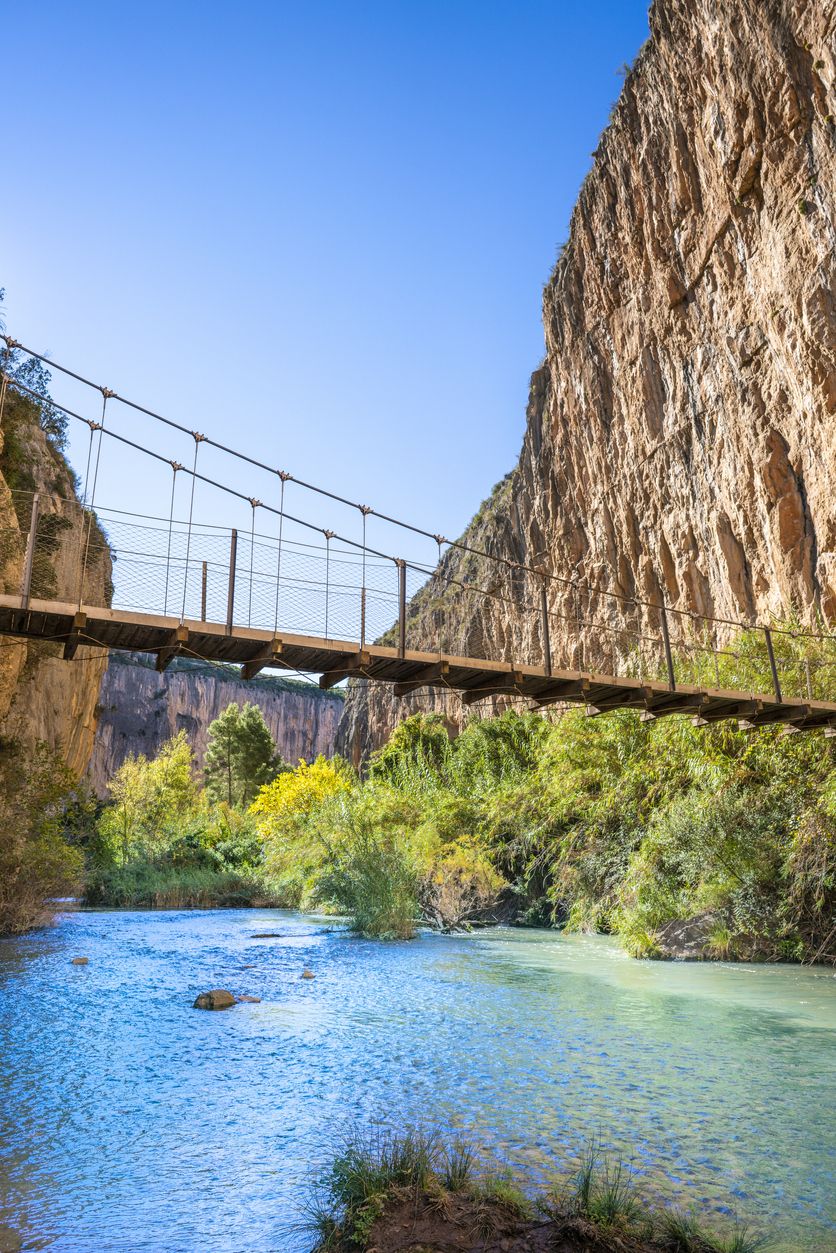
[301,969,315,980]
[193,989,236,1010]
[70,957,89,965]
[236,994,261,1003]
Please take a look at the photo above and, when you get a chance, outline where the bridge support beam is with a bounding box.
[460,670,524,705]
[529,676,592,707]
[63,611,88,660]
[20,491,41,611]
[242,638,284,680]
[156,624,189,672]
[393,660,450,696]
[319,650,371,690]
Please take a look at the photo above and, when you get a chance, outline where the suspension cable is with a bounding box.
[180,433,203,622]
[1,338,833,646]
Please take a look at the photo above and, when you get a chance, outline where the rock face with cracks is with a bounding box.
[338,0,836,765]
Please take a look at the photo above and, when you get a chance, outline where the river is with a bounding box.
[1,909,834,1252]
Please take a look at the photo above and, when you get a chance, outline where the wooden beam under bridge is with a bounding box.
[0,592,833,732]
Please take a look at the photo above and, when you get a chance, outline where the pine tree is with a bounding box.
[203,702,282,807]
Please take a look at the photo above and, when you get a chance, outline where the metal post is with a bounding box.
[226,529,238,635]
[20,491,41,610]
[201,561,208,621]
[540,577,552,676]
[397,560,406,659]
[360,586,367,650]
[659,601,676,690]
[763,626,782,703]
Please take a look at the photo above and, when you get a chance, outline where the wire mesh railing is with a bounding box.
[1,329,835,716]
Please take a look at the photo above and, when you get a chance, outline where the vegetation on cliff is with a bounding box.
[0,294,108,935]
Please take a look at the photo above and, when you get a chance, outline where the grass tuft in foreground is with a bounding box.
[307,1128,766,1253]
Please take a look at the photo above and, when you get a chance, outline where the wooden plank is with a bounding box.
[0,594,833,732]
[529,676,592,706]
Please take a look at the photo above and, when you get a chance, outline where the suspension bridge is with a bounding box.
[1,332,835,734]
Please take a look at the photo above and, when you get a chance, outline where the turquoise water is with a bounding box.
[1,910,834,1252]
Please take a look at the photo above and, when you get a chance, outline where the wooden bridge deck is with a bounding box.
[1,594,834,730]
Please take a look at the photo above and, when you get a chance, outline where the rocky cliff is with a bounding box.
[339,0,836,763]
[88,653,343,795]
[0,380,111,774]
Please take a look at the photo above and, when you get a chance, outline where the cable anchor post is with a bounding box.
[396,558,407,659]
[763,625,782,703]
[538,570,552,677]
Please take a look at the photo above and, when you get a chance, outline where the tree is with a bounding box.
[98,731,198,862]
[0,739,83,934]
[204,702,282,808]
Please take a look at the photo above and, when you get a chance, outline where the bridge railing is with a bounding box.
[4,485,835,707]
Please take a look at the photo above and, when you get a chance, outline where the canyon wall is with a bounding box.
[88,653,343,796]
[0,385,110,774]
[338,0,836,764]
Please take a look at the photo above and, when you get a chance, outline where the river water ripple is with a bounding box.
[1,910,834,1252]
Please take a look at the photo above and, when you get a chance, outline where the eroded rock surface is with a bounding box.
[0,397,111,775]
[339,0,836,763]
[88,652,343,795]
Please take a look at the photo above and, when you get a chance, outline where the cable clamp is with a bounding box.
[433,533,448,546]
[323,529,336,541]
[100,386,116,399]
[87,420,103,432]
[191,430,206,442]
[248,497,262,510]
[170,460,184,473]
[359,504,372,515]
[278,470,293,482]
[4,336,20,350]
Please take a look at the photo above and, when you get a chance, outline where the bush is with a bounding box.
[0,740,82,934]
[318,810,421,939]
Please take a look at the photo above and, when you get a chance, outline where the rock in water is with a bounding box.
[71,957,89,965]
[237,994,261,1003]
[193,989,236,1010]
[301,969,315,980]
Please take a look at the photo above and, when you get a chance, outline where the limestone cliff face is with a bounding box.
[339,0,836,763]
[0,389,110,775]
[88,654,343,795]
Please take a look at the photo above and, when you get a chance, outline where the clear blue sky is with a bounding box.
[2,0,649,561]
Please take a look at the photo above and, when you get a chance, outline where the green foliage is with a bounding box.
[85,626,835,962]
[203,701,284,807]
[88,731,283,909]
[0,739,83,934]
[369,713,453,791]
[318,808,421,939]
[1,290,69,455]
[311,1128,441,1247]
[97,731,199,863]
